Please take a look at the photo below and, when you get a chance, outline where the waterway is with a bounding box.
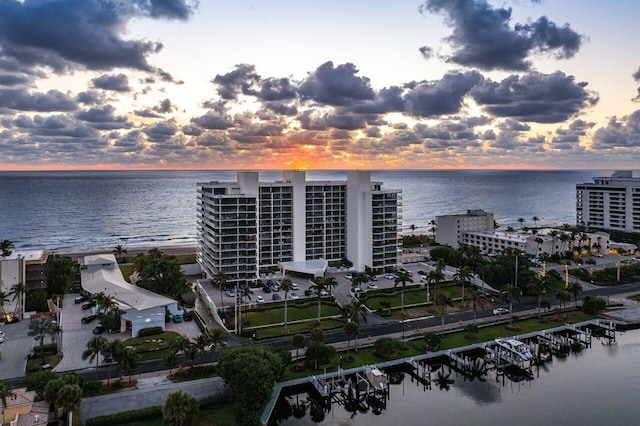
[273,328,640,425]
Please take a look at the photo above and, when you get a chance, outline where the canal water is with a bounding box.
[273,329,640,425]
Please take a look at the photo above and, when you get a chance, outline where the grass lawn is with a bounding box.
[411,311,595,351]
[231,300,342,329]
[252,318,345,339]
[119,264,134,283]
[124,331,183,361]
[361,284,462,312]
[124,405,236,426]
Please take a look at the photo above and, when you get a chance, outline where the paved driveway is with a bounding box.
[0,319,32,380]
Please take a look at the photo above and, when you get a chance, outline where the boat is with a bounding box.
[495,338,533,361]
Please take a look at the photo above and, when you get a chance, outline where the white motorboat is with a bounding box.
[495,338,533,361]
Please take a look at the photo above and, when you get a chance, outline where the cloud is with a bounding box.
[191,111,234,130]
[497,119,531,131]
[0,73,31,86]
[420,0,582,70]
[404,70,483,117]
[299,62,375,106]
[75,105,132,130]
[91,74,131,92]
[471,71,598,123]
[212,64,260,100]
[551,119,594,150]
[591,110,640,149]
[0,0,197,73]
[143,120,178,142]
[0,88,77,112]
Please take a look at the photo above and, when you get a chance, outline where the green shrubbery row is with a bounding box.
[137,326,163,337]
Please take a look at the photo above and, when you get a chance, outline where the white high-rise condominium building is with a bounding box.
[435,209,495,249]
[197,171,402,285]
[576,171,640,232]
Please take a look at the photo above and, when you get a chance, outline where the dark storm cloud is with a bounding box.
[552,119,594,146]
[0,0,197,73]
[351,86,405,115]
[591,110,640,149]
[299,62,375,106]
[254,77,297,101]
[470,71,598,123]
[420,0,582,70]
[144,121,178,142]
[91,74,131,92]
[0,74,30,86]
[76,91,104,105]
[134,98,175,118]
[191,112,234,130]
[263,102,297,116]
[497,119,531,131]
[0,88,77,112]
[404,71,483,117]
[75,105,132,130]
[212,64,260,100]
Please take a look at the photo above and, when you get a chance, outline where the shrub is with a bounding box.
[83,381,104,396]
[305,345,336,368]
[171,365,218,381]
[373,337,405,360]
[137,327,163,337]
[582,296,607,315]
[85,406,162,426]
[423,332,441,351]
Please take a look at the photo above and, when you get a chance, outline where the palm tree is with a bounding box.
[351,274,364,293]
[549,230,559,254]
[28,316,56,365]
[0,380,15,425]
[343,322,359,361]
[184,342,201,368]
[163,351,180,375]
[104,339,125,385]
[163,390,199,426]
[534,237,544,256]
[170,334,191,358]
[426,268,444,303]
[463,288,487,324]
[309,278,329,322]
[528,274,555,317]
[0,239,14,257]
[342,300,368,351]
[453,266,472,301]
[213,270,228,309]
[202,328,226,363]
[394,271,413,317]
[56,384,82,422]
[409,224,416,235]
[532,216,540,228]
[113,244,128,263]
[517,217,525,229]
[567,281,583,308]
[119,347,139,383]
[239,283,253,329]
[502,284,521,318]
[435,293,453,332]
[291,334,305,364]
[428,219,437,239]
[0,291,10,322]
[9,282,26,320]
[556,290,571,317]
[324,277,338,296]
[82,336,108,379]
[281,278,293,333]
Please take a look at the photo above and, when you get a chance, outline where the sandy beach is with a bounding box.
[59,244,197,261]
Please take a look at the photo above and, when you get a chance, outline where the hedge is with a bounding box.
[85,406,162,426]
[138,326,163,337]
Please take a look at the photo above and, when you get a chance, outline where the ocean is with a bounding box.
[0,170,605,253]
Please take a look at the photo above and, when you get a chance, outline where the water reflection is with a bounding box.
[272,330,637,425]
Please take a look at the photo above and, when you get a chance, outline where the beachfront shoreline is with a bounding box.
[58,244,197,261]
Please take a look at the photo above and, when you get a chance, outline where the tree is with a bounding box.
[428,219,437,238]
[423,332,441,351]
[113,244,128,263]
[163,390,199,426]
[426,268,444,303]
[171,334,191,358]
[556,290,571,317]
[534,237,544,256]
[502,284,521,318]
[82,336,108,380]
[567,281,583,307]
[532,216,540,228]
[463,288,487,324]
[0,381,15,425]
[309,278,329,322]
[56,384,83,422]
[342,300,368,351]
[528,274,555,317]
[24,370,56,400]
[394,271,413,318]
[0,291,10,322]
[184,342,201,368]
[281,278,293,333]
[291,334,305,364]
[28,316,56,365]
[9,282,26,319]
[453,266,472,301]
[343,321,359,361]
[118,347,139,383]
[309,326,325,347]
[517,217,525,228]
[218,346,286,425]
[435,293,453,332]
[0,239,14,257]
[163,351,180,376]
[213,270,228,310]
[104,339,125,385]
[409,224,416,235]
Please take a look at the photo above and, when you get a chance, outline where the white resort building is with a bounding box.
[78,254,178,337]
[197,171,402,284]
[576,170,640,232]
[435,210,495,249]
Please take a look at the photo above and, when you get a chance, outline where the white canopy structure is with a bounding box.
[279,258,328,278]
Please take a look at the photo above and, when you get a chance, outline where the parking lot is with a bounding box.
[0,319,32,380]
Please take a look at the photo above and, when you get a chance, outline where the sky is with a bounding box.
[1,0,639,171]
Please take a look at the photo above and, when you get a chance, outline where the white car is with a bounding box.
[344,273,353,280]
[289,293,299,300]
[384,273,396,279]
[290,282,299,290]
[256,295,265,303]
[492,307,510,315]
[367,282,379,289]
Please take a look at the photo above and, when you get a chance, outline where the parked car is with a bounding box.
[172,314,183,323]
[320,289,329,296]
[344,273,353,280]
[290,293,299,299]
[262,285,271,293]
[492,307,510,315]
[256,295,265,303]
[291,283,299,290]
[81,303,93,310]
[304,289,317,297]
[271,281,281,291]
[367,282,379,290]
[384,273,396,279]
[183,312,193,321]
[92,325,105,334]
[74,296,87,304]
[592,253,603,258]
[226,289,236,297]
[417,270,427,276]
[81,315,97,324]
[368,274,378,281]
[272,294,282,301]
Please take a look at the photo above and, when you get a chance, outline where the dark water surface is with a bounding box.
[0,170,604,252]
[275,328,640,425]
